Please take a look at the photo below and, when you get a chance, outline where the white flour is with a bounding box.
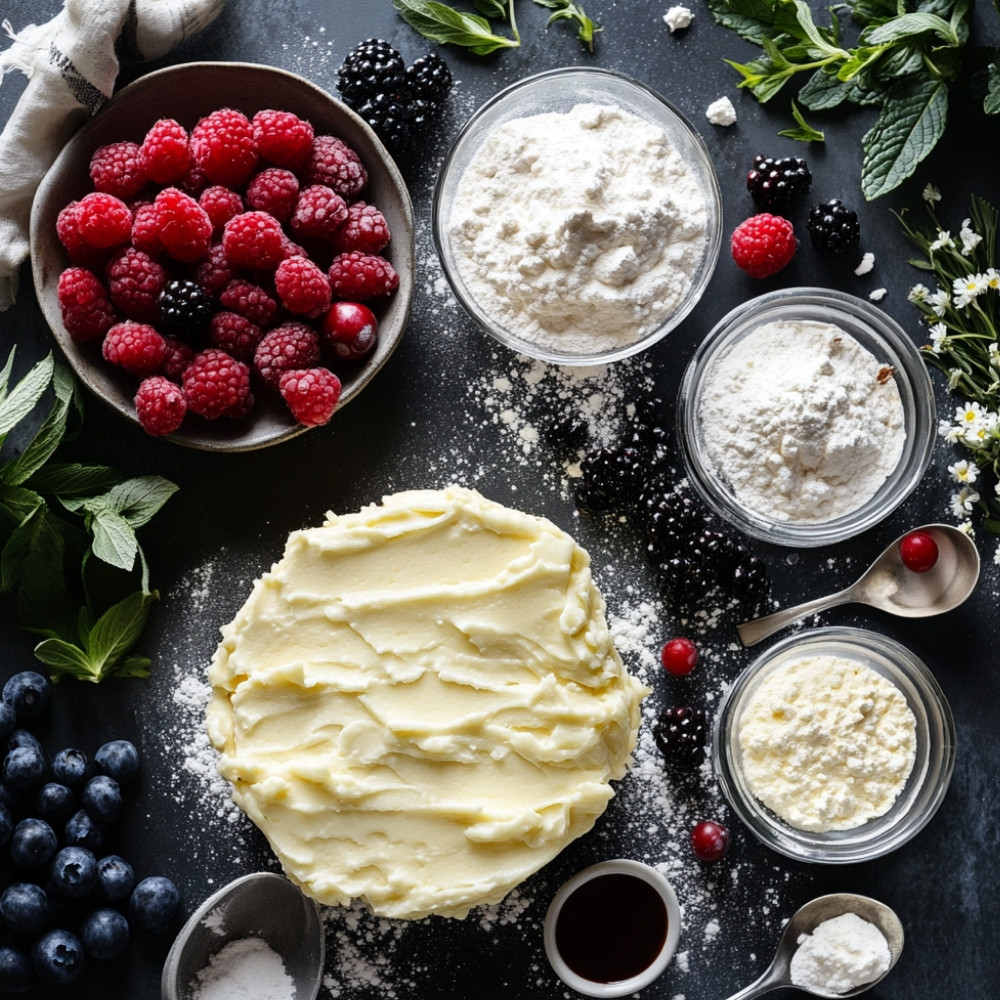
[699,319,905,523]
[193,937,295,1000]
[448,102,708,355]
[790,912,891,994]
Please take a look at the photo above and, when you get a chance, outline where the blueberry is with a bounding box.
[30,929,85,987]
[64,808,105,851]
[95,740,140,785]
[0,944,34,993]
[49,845,98,898]
[95,854,135,903]
[50,747,92,789]
[5,729,41,755]
[129,875,180,934]
[2,746,46,790]
[34,782,77,823]
[0,882,49,934]
[2,671,50,720]
[0,779,19,811]
[82,774,122,823]
[0,801,13,846]
[0,701,17,740]
[79,907,130,960]
[9,817,58,870]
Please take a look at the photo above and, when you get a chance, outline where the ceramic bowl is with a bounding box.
[30,61,413,452]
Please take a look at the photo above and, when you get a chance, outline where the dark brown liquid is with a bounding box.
[554,872,668,984]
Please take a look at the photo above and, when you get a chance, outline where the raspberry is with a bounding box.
[152,187,212,262]
[209,311,263,361]
[274,255,332,316]
[56,203,109,268]
[105,247,166,323]
[331,201,390,255]
[161,337,195,379]
[130,202,161,256]
[254,322,321,389]
[102,321,167,376]
[134,375,187,436]
[746,155,811,213]
[327,251,399,299]
[730,213,797,278]
[57,267,118,342]
[159,279,213,338]
[222,211,285,269]
[76,193,133,249]
[190,108,258,187]
[246,168,300,222]
[290,184,348,239]
[302,135,367,199]
[194,242,235,295]
[199,185,244,233]
[279,368,342,427]
[219,279,278,327]
[182,348,253,419]
[181,159,208,195]
[807,198,861,256]
[251,109,315,170]
[140,118,191,185]
[89,141,147,200]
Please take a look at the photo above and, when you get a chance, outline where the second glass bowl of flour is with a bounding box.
[432,68,723,365]
[678,288,936,546]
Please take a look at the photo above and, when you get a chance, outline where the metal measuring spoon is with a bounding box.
[722,893,904,1000]
[738,523,980,647]
[161,871,324,1000]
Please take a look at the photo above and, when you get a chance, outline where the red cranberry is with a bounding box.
[899,530,938,573]
[690,820,730,862]
[661,637,698,676]
[322,301,378,361]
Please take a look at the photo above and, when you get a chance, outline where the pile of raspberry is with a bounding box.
[55,107,400,436]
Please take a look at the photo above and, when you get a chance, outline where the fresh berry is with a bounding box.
[9,818,58,870]
[3,671,51,719]
[199,184,245,232]
[0,945,33,992]
[746,155,811,213]
[93,740,138,784]
[190,107,258,187]
[130,201,162,255]
[139,118,191,184]
[661,637,698,676]
[807,198,860,256]
[731,213,797,278]
[31,929,85,986]
[181,158,208,194]
[57,267,118,341]
[327,250,399,299]
[652,706,708,765]
[254,323,322,389]
[290,184,348,239]
[246,168,300,222]
[129,876,180,934]
[323,301,378,360]
[210,311,263,361]
[222,210,286,269]
[336,38,407,107]
[50,748,91,789]
[355,91,412,150]
[194,241,235,295]
[89,141,147,200]
[94,855,134,903]
[899,530,939,573]
[159,278,213,338]
[0,882,48,934]
[80,908,130,960]
[252,108,315,169]
[76,192,133,249]
[56,202,96,263]
[49,845,98,898]
[279,368,343,426]
[406,53,454,104]
[102,321,167,376]
[134,374,188,435]
[182,349,253,419]
[331,201,391,255]
[275,255,332,316]
[106,247,166,323]
[690,820,730,862]
[160,338,195,380]
[302,134,368,199]
[63,809,104,851]
[152,187,213,262]
[3,746,45,789]
[34,782,77,824]
[82,775,122,823]
[219,278,278,327]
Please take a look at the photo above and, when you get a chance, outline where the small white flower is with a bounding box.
[950,487,979,517]
[959,520,976,538]
[984,268,1000,291]
[930,230,953,251]
[989,342,1000,371]
[922,183,942,204]
[993,544,1000,567]
[938,418,964,443]
[927,287,950,316]
[948,368,963,389]
[956,400,987,426]
[995,480,1000,498]
[952,273,988,308]
[948,459,979,484]
[908,283,930,303]
[959,219,983,256]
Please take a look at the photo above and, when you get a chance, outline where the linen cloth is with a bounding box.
[0,0,225,310]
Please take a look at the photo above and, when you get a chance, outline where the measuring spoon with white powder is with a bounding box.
[721,893,903,1000]
[738,523,980,646]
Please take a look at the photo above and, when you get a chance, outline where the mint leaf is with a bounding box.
[986,61,1000,114]
[861,77,948,200]
[863,12,957,46]
[105,476,178,529]
[1,363,74,487]
[0,354,53,439]
[89,507,139,573]
[778,99,825,141]
[33,638,98,680]
[797,69,856,109]
[27,462,123,497]
[392,0,520,54]
[87,590,156,675]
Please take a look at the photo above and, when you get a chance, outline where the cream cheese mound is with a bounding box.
[790,912,892,994]
[737,654,916,832]
[207,486,648,919]
[663,5,694,32]
[705,96,737,126]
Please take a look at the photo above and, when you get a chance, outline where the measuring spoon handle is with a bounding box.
[721,963,789,1000]
[737,587,857,647]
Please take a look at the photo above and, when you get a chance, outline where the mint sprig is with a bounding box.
[0,351,177,682]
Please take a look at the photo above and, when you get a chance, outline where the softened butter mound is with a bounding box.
[206,486,649,920]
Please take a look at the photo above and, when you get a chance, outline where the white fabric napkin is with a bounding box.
[0,0,225,310]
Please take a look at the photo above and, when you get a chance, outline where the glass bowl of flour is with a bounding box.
[713,627,956,864]
[677,288,936,546]
[432,68,723,365]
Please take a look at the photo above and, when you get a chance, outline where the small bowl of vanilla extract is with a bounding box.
[543,858,681,997]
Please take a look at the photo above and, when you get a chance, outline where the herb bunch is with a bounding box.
[707,0,972,200]
[0,351,177,682]
[392,0,599,55]
[896,191,1000,540]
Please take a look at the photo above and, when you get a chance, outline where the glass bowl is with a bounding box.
[432,67,722,365]
[714,627,956,864]
[677,288,936,546]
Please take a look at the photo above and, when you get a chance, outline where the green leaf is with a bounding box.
[89,507,139,572]
[0,487,44,540]
[986,61,1000,114]
[104,476,178,529]
[33,638,99,681]
[777,99,825,141]
[473,0,509,17]
[705,0,776,44]
[862,12,957,47]
[392,0,520,54]
[861,77,948,200]
[773,0,846,57]
[1,363,74,487]
[0,354,53,438]
[26,462,124,497]
[797,68,856,110]
[87,590,156,675]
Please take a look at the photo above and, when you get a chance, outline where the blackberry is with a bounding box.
[747,155,811,213]
[653,707,708,765]
[807,198,861,256]
[336,39,406,107]
[576,445,646,514]
[406,54,454,104]
[356,92,413,150]
[159,279,213,338]
[544,410,588,454]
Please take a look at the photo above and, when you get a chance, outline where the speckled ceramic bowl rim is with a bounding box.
[713,627,956,864]
[432,66,723,366]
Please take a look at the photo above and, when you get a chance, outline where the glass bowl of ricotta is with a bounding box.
[713,627,956,864]
[432,67,723,365]
[677,288,936,546]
